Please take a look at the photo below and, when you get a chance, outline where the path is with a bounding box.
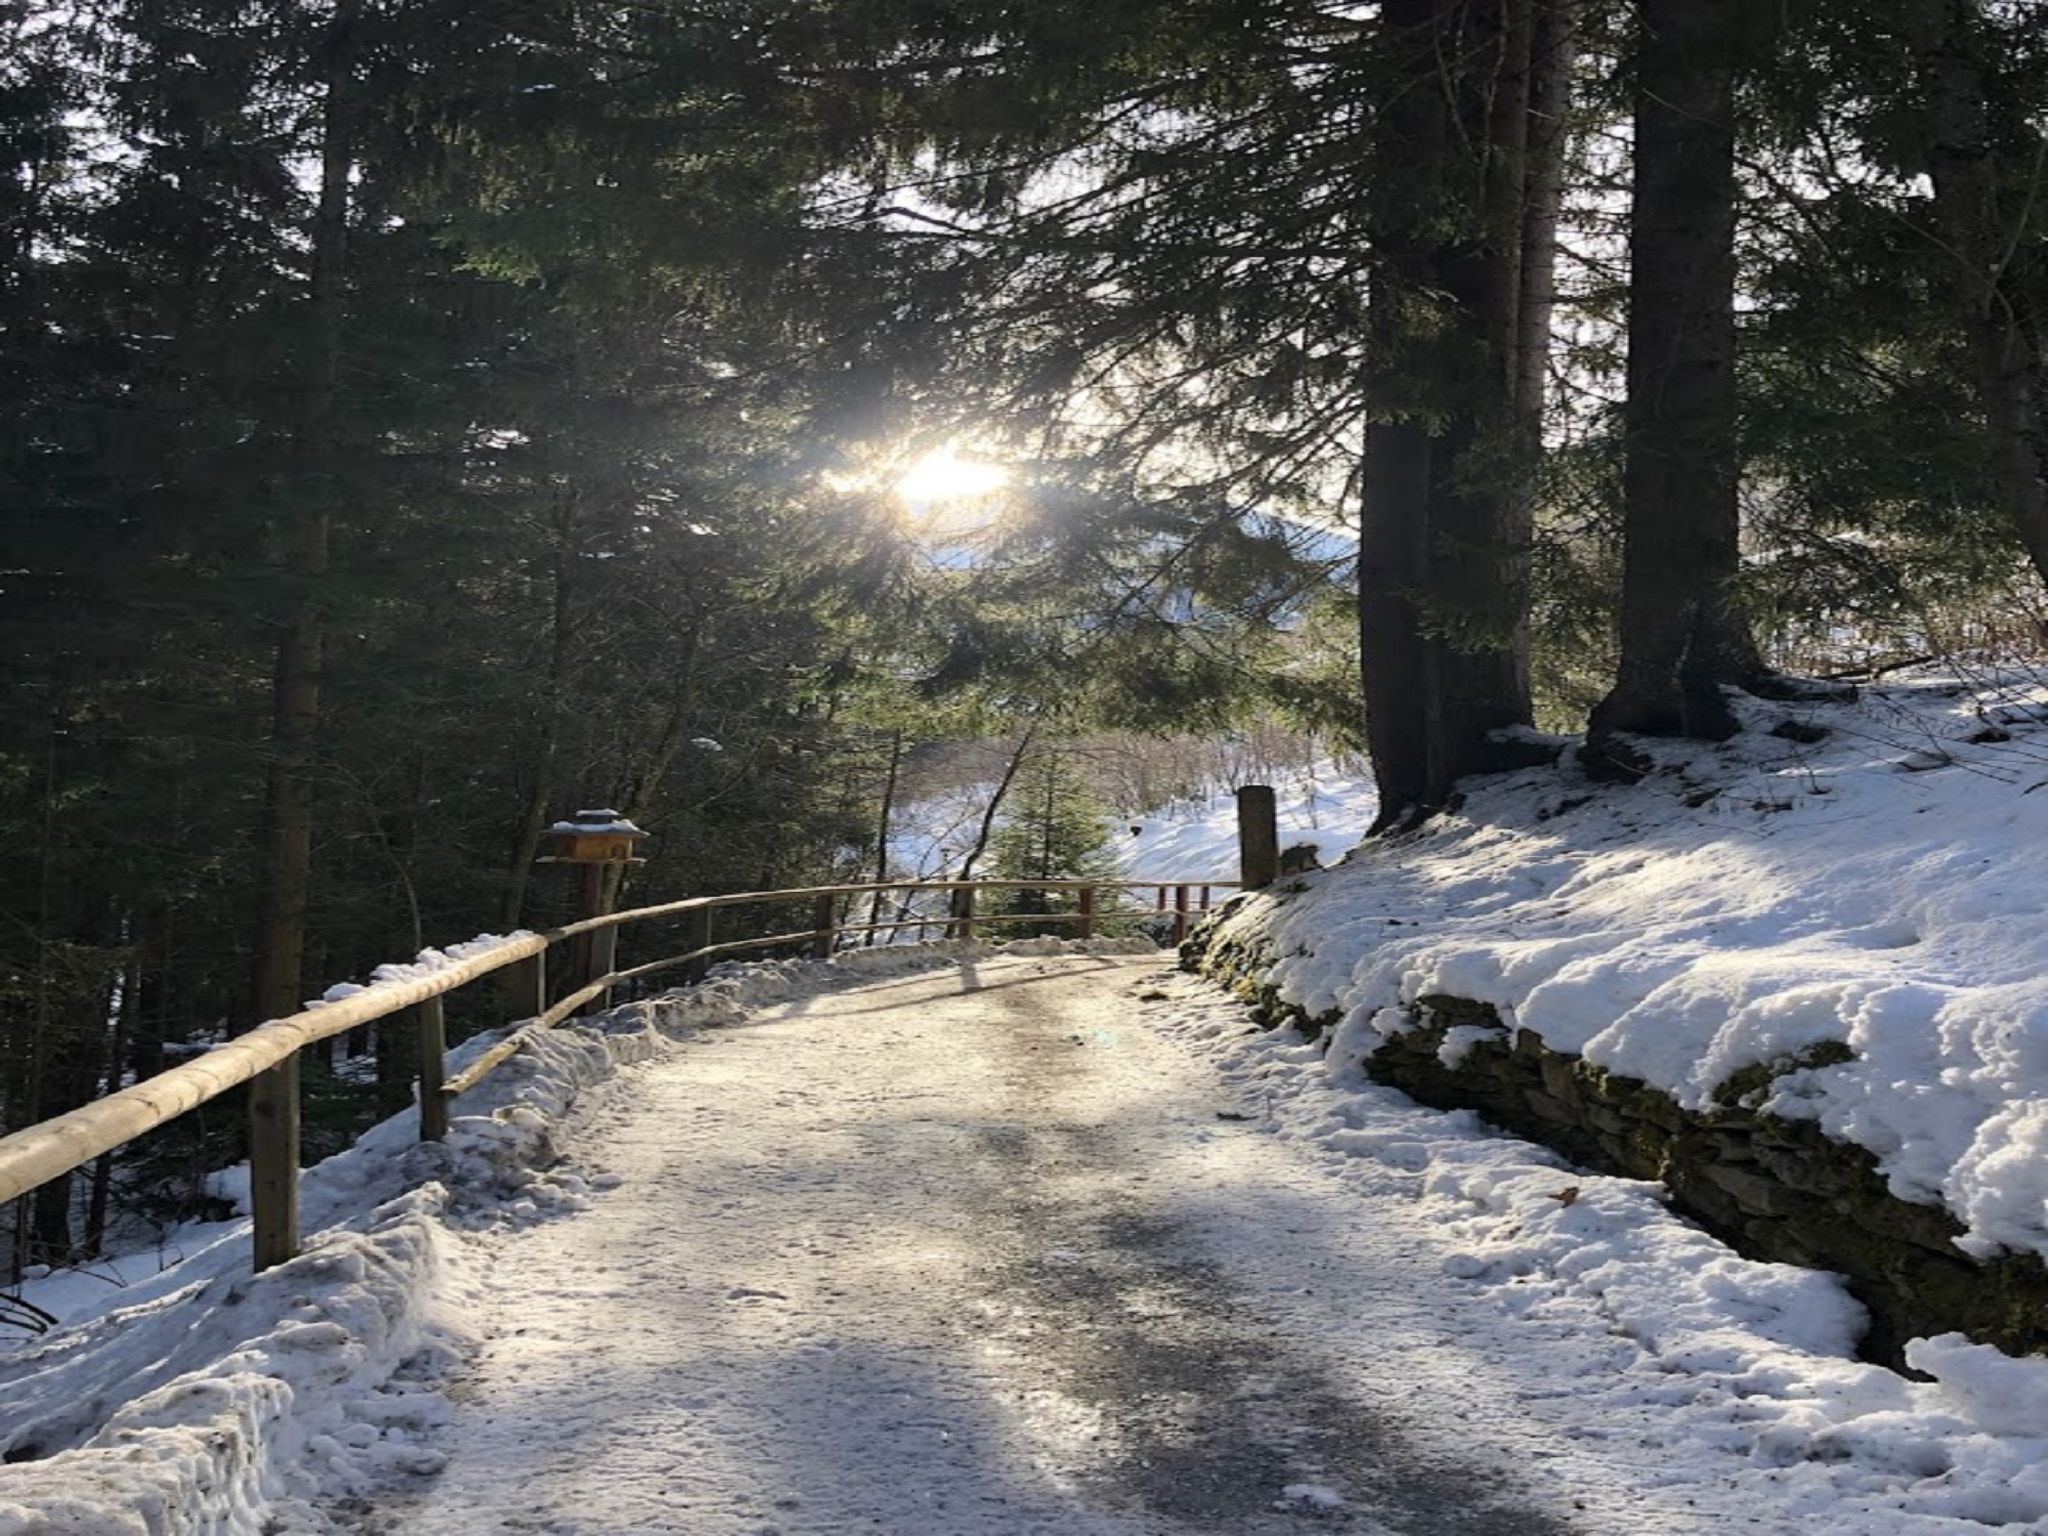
[348,954,1744,1535]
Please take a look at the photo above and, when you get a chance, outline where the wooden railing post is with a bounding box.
[958,884,976,940]
[1236,784,1279,890]
[810,893,836,959]
[248,1056,301,1270]
[685,907,713,984]
[1173,884,1190,945]
[1078,885,1096,939]
[1200,885,1213,910]
[520,950,547,1016]
[416,995,449,1141]
[587,921,619,1014]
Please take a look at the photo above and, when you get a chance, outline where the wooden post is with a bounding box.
[586,921,618,1014]
[509,949,546,1017]
[958,884,977,940]
[1236,784,1279,890]
[416,995,449,1141]
[1078,885,1096,939]
[1173,884,1190,945]
[684,907,712,984]
[810,892,836,960]
[1155,884,1167,912]
[575,863,606,990]
[1200,885,1213,910]
[248,1055,300,1270]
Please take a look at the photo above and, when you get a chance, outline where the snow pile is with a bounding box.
[306,931,533,1012]
[1116,763,1376,879]
[0,937,1147,1534]
[1146,976,2048,1531]
[1208,673,2048,1264]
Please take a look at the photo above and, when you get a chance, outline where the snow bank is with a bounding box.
[0,937,1146,1534]
[1210,672,2048,1265]
[1116,763,1376,879]
[1146,977,2048,1531]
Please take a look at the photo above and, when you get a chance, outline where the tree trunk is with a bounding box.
[499,529,578,929]
[1364,0,1542,826]
[247,0,357,1268]
[1589,0,1753,754]
[1361,0,1449,830]
[1423,0,1537,801]
[251,0,357,1026]
[864,727,904,945]
[1518,0,1575,444]
[956,726,1037,883]
[1911,0,2048,592]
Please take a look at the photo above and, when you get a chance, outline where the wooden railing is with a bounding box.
[0,877,1237,1275]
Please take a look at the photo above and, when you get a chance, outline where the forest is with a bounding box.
[3,0,2046,1276]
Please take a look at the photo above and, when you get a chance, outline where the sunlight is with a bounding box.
[895,442,1008,507]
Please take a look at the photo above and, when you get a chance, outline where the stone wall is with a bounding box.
[1185,913,2048,1368]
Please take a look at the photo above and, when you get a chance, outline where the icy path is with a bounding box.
[350,955,1778,1535]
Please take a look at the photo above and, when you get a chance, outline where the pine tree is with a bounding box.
[988,752,1118,936]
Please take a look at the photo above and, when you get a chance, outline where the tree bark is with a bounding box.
[1590,0,1752,752]
[1517,0,1575,443]
[1423,0,1538,800]
[248,0,357,1269]
[499,526,578,929]
[1911,0,2048,592]
[864,727,904,945]
[251,0,357,1026]
[1363,0,1543,827]
[1361,0,1450,830]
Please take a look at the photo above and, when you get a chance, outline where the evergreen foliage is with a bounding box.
[987,752,1119,935]
[8,0,2048,1273]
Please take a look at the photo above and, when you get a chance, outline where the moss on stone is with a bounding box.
[1710,1039,1855,1108]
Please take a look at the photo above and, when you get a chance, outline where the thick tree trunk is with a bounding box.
[1362,0,1450,830]
[1364,0,1542,827]
[1912,0,2048,592]
[1423,0,1537,800]
[1590,0,1753,753]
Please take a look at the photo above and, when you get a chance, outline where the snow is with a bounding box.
[1144,967,2048,1532]
[1209,671,2048,1265]
[15,929,2048,1531]
[1115,765,1376,880]
[306,932,531,1012]
[544,810,646,836]
[0,938,1142,1535]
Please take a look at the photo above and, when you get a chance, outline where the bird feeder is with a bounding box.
[541,808,648,866]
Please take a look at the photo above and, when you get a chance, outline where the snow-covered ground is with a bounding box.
[884,757,1376,890]
[1115,764,1376,881]
[9,930,2048,1531]
[0,940,1136,1535]
[1147,967,2048,1532]
[1210,670,2048,1266]
[17,672,2048,1533]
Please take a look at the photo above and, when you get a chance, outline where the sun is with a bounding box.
[896,443,1008,507]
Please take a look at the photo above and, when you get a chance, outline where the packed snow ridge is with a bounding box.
[1213,668,2048,1265]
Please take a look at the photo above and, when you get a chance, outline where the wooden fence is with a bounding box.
[0,876,1240,1275]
